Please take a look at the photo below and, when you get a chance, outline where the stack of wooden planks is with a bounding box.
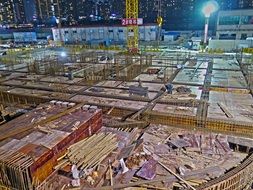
[56,133,118,171]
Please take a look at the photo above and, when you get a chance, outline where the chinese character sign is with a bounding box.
[122,18,142,26]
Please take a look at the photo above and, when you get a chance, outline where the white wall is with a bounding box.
[52,25,157,43]
[209,40,253,51]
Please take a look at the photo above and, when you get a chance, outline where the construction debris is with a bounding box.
[56,133,118,171]
[176,86,192,94]
[110,124,247,189]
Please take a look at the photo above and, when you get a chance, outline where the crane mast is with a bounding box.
[126,0,139,53]
[156,0,163,47]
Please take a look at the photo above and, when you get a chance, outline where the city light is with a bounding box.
[202,0,219,45]
[202,0,219,18]
[60,52,67,57]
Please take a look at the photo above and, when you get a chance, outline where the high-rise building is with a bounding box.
[238,0,253,9]
[24,0,37,23]
[111,0,124,18]
[148,0,253,30]
[35,0,61,21]
[35,0,85,25]
[60,0,77,25]
[97,1,111,20]
[76,0,94,21]
[13,0,26,23]
[0,0,26,24]
[0,0,252,28]
[0,1,15,24]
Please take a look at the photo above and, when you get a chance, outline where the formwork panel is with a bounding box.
[144,111,253,138]
[0,103,103,189]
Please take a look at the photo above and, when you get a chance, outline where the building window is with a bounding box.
[241,16,253,24]
[219,33,236,40]
[219,16,240,25]
[108,30,113,32]
[64,31,69,34]
[73,31,77,33]
[118,29,123,32]
[241,33,247,40]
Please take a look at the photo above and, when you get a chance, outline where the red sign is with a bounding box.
[122,18,137,26]
[122,18,143,26]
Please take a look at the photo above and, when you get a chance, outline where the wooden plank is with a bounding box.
[82,166,220,190]
[158,161,196,190]
[217,103,233,118]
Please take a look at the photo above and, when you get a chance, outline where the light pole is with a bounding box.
[202,1,218,45]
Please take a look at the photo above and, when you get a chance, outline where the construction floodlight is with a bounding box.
[202,0,219,18]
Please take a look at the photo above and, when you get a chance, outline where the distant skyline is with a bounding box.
[0,0,252,30]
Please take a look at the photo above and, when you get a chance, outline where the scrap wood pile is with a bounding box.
[106,124,246,190]
[176,86,192,94]
[56,133,118,171]
[50,125,247,189]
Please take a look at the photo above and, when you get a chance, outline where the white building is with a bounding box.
[209,9,253,51]
[52,25,158,45]
[216,9,253,40]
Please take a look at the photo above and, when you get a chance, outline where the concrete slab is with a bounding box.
[173,68,206,85]
[153,103,197,116]
[211,70,247,88]
[95,80,123,87]
[8,88,72,99]
[160,85,202,101]
[213,58,240,70]
[208,91,253,123]
[40,76,82,84]
[118,82,164,91]
[85,87,158,100]
[70,95,147,110]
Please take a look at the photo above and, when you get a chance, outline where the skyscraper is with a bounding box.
[24,0,37,22]
[61,0,77,25]
[0,1,15,24]
[238,0,253,9]
[111,0,124,18]
[0,0,252,28]
[13,0,26,23]
[76,0,94,21]
[97,1,111,20]
[0,0,26,24]
[35,0,61,21]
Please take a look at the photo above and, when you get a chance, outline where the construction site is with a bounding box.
[0,0,253,190]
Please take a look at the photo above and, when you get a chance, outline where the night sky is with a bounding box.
[1,0,252,30]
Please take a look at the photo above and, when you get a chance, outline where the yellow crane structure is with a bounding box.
[156,0,163,46]
[126,0,139,53]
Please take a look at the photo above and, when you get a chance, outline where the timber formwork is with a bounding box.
[0,90,49,106]
[1,89,253,139]
[0,104,102,190]
[144,111,253,138]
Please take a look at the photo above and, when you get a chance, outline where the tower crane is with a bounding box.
[156,0,163,47]
[125,0,139,54]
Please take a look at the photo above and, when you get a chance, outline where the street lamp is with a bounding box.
[202,0,219,45]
